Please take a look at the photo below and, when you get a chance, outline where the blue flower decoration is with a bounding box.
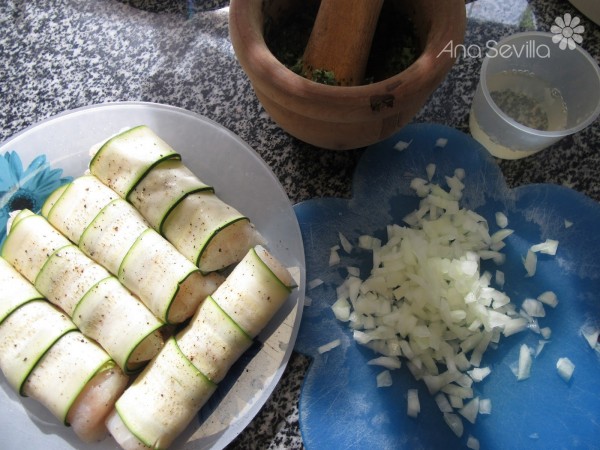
[0,151,71,246]
[293,124,600,450]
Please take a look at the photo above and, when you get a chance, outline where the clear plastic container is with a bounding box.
[469,31,600,159]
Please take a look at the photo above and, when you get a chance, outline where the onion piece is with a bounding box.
[435,137,448,148]
[537,291,558,308]
[377,370,393,388]
[329,245,341,266]
[514,344,533,381]
[523,250,537,277]
[443,413,464,437]
[522,298,546,318]
[531,239,559,255]
[459,396,479,424]
[556,357,575,382]
[339,232,353,254]
[426,163,436,181]
[394,139,412,151]
[467,435,480,450]
[368,356,401,370]
[407,388,420,417]
[317,339,341,354]
[308,278,324,290]
[467,367,491,382]
[434,392,453,413]
[478,398,492,414]
[580,322,600,349]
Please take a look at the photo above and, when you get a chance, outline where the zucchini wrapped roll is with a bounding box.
[106,245,295,449]
[89,125,263,273]
[43,175,222,324]
[0,258,128,443]
[2,209,164,373]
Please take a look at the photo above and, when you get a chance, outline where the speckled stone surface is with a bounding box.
[1,1,599,449]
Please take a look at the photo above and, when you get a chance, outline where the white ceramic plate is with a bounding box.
[0,102,306,450]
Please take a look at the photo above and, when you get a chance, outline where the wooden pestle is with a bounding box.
[302,0,384,86]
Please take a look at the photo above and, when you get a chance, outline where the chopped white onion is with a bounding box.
[331,297,351,321]
[467,367,491,382]
[368,356,401,370]
[435,137,448,147]
[522,298,546,318]
[478,398,492,414]
[580,322,600,349]
[564,220,573,228]
[523,250,537,277]
[434,392,453,413]
[325,168,561,437]
[317,339,341,354]
[535,339,550,357]
[531,239,559,255]
[426,163,436,181]
[377,370,393,388]
[394,139,412,151]
[339,232,353,254]
[537,291,558,308]
[540,327,552,340]
[308,278,324,290]
[329,245,341,266]
[514,344,533,381]
[407,389,420,417]
[459,396,479,424]
[556,357,575,382]
[443,413,464,437]
[467,435,480,450]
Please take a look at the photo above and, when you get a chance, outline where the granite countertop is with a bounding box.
[1,0,599,449]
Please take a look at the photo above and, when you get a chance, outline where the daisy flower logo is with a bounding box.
[0,151,71,245]
[551,13,584,50]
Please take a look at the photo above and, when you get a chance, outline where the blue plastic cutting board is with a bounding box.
[293,123,600,450]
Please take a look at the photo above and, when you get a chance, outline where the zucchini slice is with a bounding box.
[162,191,262,273]
[35,244,111,316]
[3,211,164,373]
[45,175,221,324]
[110,337,217,449]
[176,295,252,383]
[45,175,119,243]
[22,330,114,425]
[211,245,294,338]
[1,211,71,282]
[89,125,180,199]
[0,300,77,395]
[0,257,44,324]
[79,198,149,275]
[72,276,164,374]
[119,228,224,324]
[128,158,213,233]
